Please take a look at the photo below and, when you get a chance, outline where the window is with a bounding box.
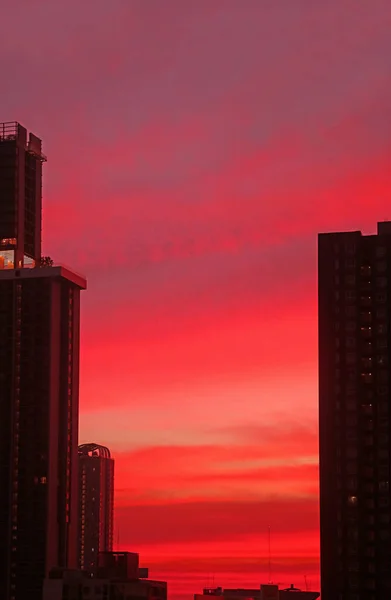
[377,386,388,396]
[378,449,389,460]
[347,447,358,459]
[361,357,372,369]
[346,306,357,317]
[379,481,389,492]
[376,261,387,272]
[347,527,358,540]
[361,372,373,383]
[379,497,389,507]
[361,326,372,338]
[346,290,356,301]
[377,354,387,365]
[346,321,356,332]
[376,292,387,303]
[376,277,387,288]
[361,311,372,324]
[361,294,372,307]
[379,370,389,383]
[346,275,356,286]
[365,579,376,590]
[376,246,386,257]
[346,430,357,442]
[346,257,356,267]
[347,461,358,474]
[363,466,374,477]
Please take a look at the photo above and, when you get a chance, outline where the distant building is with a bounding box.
[319,222,391,600]
[43,551,167,600]
[197,585,319,600]
[0,122,86,600]
[78,443,115,575]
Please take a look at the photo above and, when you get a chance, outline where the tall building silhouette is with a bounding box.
[0,122,86,600]
[0,122,44,268]
[78,443,114,576]
[318,222,391,600]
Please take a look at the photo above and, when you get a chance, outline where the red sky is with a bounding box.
[3,1,391,597]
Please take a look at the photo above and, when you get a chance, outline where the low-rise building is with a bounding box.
[43,552,167,600]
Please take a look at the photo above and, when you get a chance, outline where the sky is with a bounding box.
[2,0,391,597]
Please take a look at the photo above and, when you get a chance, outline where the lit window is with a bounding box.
[348,495,358,506]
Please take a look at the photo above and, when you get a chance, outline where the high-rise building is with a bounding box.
[0,122,87,600]
[78,443,115,576]
[318,222,391,600]
[0,121,45,268]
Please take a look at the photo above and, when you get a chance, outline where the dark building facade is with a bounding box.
[318,222,391,600]
[78,443,115,576]
[0,122,86,600]
[0,121,45,268]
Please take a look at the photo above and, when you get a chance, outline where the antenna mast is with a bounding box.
[268,526,272,583]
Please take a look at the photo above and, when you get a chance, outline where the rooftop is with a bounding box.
[0,264,87,290]
[0,121,47,162]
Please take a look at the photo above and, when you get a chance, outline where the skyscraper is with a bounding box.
[0,122,86,600]
[0,121,44,268]
[318,222,391,600]
[78,443,115,576]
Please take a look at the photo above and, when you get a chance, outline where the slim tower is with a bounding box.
[318,222,391,600]
[0,122,87,600]
[78,443,115,576]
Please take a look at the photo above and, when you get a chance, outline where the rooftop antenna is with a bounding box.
[268,526,272,584]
